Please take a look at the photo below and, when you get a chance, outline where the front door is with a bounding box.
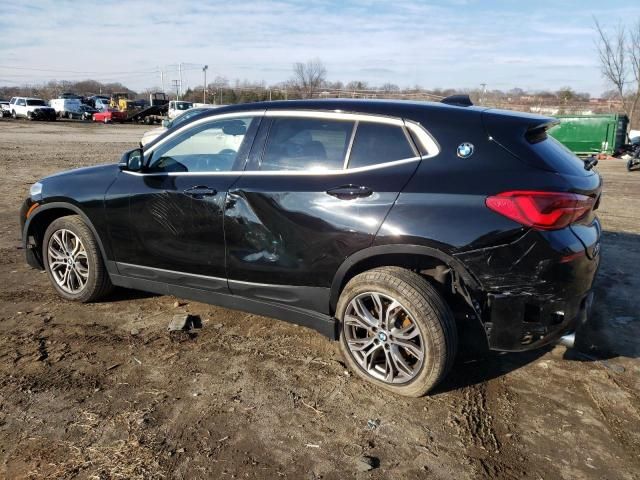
[106,114,261,288]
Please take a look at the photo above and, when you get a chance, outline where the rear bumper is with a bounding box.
[485,289,593,351]
[456,226,600,352]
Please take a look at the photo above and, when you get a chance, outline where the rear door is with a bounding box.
[224,111,424,311]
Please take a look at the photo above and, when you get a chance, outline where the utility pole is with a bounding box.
[480,83,487,105]
[178,63,183,98]
[160,68,165,93]
[172,79,180,100]
[203,65,208,104]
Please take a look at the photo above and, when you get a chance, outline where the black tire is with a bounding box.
[11,110,16,119]
[43,215,113,302]
[337,267,457,397]
[27,112,33,120]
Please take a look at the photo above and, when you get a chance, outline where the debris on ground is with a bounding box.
[168,314,202,332]
[355,456,378,472]
[366,419,381,430]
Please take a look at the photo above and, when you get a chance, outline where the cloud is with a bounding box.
[0,0,637,95]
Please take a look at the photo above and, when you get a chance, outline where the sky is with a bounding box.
[0,0,638,96]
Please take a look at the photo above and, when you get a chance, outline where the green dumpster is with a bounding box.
[548,114,629,156]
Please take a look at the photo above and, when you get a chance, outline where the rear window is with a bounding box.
[348,122,415,169]
[529,135,590,176]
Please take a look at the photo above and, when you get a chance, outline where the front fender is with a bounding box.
[22,201,111,271]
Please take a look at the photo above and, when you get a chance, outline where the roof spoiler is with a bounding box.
[441,94,473,107]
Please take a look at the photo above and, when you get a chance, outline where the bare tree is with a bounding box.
[595,19,640,125]
[291,59,327,99]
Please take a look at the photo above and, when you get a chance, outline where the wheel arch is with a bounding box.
[22,202,108,270]
[329,244,482,316]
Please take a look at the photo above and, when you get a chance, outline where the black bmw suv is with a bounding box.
[20,98,601,396]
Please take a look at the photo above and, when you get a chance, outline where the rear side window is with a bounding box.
[348,122,415,169]
[530,135,590,176]
[261,117,354,171]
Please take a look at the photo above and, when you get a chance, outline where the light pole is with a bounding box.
[203,65,208,104]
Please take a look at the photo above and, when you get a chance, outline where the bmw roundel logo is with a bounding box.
[457,142,475,158]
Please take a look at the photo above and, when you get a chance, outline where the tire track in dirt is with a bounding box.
[450,378,534,479]
[584,379,640,462]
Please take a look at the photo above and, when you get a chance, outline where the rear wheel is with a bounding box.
[337,267,457,397]
[43,215,113,302]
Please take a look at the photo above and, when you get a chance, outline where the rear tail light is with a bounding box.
[485,191,594,230]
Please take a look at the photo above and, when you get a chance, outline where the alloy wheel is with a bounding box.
[343,292,425,384]
[47,229,89,294]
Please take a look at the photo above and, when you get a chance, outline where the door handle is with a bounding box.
[183,185,218,198]
[326,185,373,200]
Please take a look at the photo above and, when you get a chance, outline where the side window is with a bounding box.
[260,117,354,171]
[18,99,26,106]
[348,122,416,169]
[148,117,255,173]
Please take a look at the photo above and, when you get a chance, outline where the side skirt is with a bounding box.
[109,274,338,339]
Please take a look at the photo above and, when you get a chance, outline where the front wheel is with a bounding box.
[337,267,457,397]
[43,215,113,302]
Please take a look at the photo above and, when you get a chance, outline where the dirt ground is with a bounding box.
[0,119,638,480]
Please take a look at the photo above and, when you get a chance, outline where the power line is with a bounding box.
[0,64,159,75]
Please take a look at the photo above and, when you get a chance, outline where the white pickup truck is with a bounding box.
[9,97,57,121]
[168,100,193,119]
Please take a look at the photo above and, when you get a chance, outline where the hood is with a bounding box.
[42,163,120,182]
[140,127,166,146]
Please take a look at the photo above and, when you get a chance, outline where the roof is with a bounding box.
[201,98,490,118]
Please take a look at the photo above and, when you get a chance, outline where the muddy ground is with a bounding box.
[0,120,638,480]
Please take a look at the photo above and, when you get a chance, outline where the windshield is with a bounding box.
[175,102,193,110]
[27,99,46,106]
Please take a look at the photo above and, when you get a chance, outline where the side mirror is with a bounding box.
[119,148,144,171]
[161,119,171,128]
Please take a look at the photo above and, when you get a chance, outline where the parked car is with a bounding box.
[9,97,56,120]
[92,109,127,123]
[20,99,602,396]
[140,106,218,146]
[0,100,10,117]
[168,100,193,119]
[75,104,99,120]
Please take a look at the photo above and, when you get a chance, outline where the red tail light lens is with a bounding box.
[486,191,594,230]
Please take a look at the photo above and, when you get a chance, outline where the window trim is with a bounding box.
[128,109,439,177]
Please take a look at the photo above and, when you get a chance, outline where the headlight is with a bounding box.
[30,182,43,200]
